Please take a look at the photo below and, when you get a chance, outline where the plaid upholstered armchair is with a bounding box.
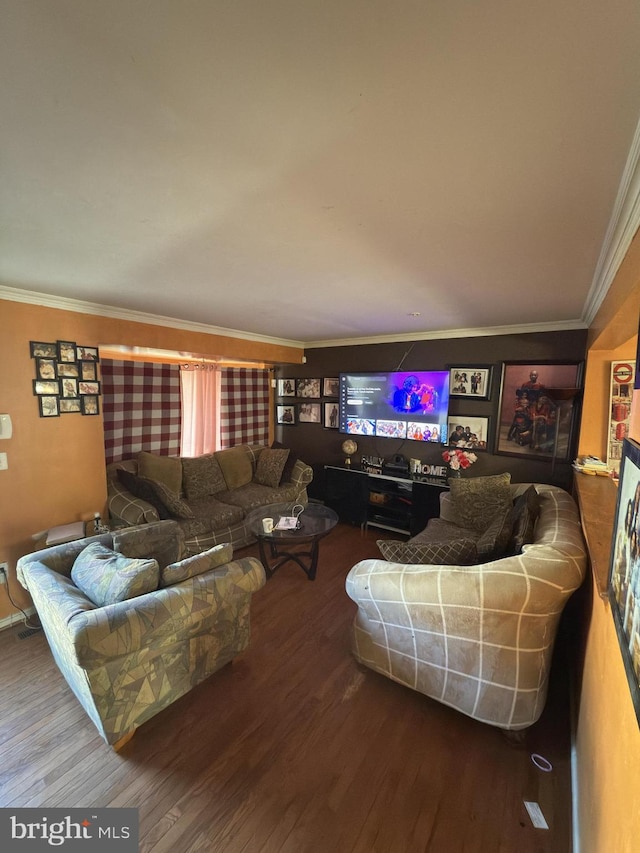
[346,484,587,730]
[17,520,266,748]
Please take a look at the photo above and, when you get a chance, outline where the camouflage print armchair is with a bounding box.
[17,520,266,748]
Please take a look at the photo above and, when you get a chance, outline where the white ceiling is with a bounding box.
[2,1,640,347]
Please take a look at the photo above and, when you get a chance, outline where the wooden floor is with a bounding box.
[0,523,573,852]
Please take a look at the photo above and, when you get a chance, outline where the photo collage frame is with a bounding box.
[276,377,339,428]
[30,340,101,418]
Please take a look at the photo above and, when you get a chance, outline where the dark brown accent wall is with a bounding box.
[274,329,588,499]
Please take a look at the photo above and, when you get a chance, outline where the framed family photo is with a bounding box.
[449,365,492,400]
[495,361,583,461]
[277,405,296,425]
[324,401,339,428]
[323,377,340,397]
[277,378,296,397]
[296,378,321,398]
[298,402,321,423]
[609,438,640,724]
[447,415,490,450]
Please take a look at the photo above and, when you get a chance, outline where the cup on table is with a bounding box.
[262,517,274,534]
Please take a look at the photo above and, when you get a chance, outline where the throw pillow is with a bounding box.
[160,542,234,587]
[509,485,541,556]
[215,446,253,490]
[116,468,171,519]
[181,454,227,501]
[137,451,183,495]
[254,448,290,488]
[447,473,512,533]
[145,478,195,519]
[271,441,299,483]
[376,538,478,565]
[71,542,159,607]
[476,506,516,561]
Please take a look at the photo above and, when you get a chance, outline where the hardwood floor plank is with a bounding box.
[0,523,572,851]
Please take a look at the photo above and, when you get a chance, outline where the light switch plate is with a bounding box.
[0,453,7,470]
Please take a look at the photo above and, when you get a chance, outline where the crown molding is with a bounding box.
[0,285,305,350]
[583,114,640,326]
[303,319,589,349]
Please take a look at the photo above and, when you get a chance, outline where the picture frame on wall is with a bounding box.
[447,415,490,450]
[495,361,583,461]
[60,378,79,399]
[298,402,321,423]
[57,362,80,378]
[277,405,296,425]
[323,401,339,428]
[60,398,82,414]
[323,377,340,397]
[35,358,58,380]
[38,396,60,417]
[608,437,640,725]
[57,340,77,363]
[33,379,60,396]
[449,365,492,400]
[80,362,97,381]
[277,379,296,397]
[77,345,100,362]
[81,396,100,416]
[296,378,321,398]
[30,341,58,359]
[79,380,100,395]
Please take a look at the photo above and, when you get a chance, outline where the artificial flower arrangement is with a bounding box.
[442,446,478,471]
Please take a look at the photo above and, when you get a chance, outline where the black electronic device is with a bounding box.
[383,453,410,477]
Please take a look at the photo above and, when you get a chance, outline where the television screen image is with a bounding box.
[339,371,450,443]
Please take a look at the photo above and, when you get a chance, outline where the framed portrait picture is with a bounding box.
[38,396,60,418]
[81,396,100,416]
[277,379,296,397]
[57,340,77,363]
[77,345,100,362]
[324,401,339,428]
[608,438,640,724]
[57,362,80,378]
[30,341,58,359]
[60,398,82,414]
[33,379,60,396]
[35,358,58,380]
[78,381,100,396]
[298,402,321,423]
[277,405,296,425]
[80,362,97,381]
[449,365,492,400]
[323,377,340,397]
[296,378,321,398]
[60,378,79,399]
[495,361,583,461]
[447,415,490,450]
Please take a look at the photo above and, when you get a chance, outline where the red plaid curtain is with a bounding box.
[219,368,270,448]
[102,360,182,464]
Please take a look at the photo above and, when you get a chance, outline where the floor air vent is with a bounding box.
[17,628,41,640]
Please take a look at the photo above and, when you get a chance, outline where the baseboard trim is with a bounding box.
[0,607,37,632]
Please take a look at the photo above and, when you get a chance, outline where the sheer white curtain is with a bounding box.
[179,365,220,456]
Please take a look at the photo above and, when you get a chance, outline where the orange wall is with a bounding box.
[575,227,640,852]
[0,298,302,620]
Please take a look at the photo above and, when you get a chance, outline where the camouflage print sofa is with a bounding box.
[346,483,587,731]
[17,520,266,748]
[107,444,313,556]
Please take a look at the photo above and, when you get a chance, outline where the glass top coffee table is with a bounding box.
[246,502,338,580]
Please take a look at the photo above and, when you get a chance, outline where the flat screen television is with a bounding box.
[339,371,450,443]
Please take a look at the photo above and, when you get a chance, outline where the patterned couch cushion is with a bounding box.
[447,473,512,533]
[181,454,227,501]
[216,482,299,512]
[137,451,183,494]
[145,478,195,519]
[112,521,184,570]
[254,448,290,488]
[509,485,541,555]
[271,441,299,483]
[215,446,253,490]
[71,543,159,607]
[377,537,478,565]
[476,505,516,561]
[116,469,171,519]
[180,496,245,534]
[160,542,234,587]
